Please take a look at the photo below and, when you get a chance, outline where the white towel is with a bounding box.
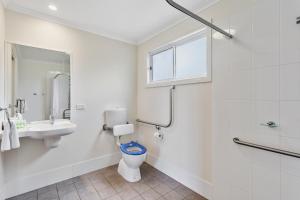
[10,121,20,149]
[1,122,11,152]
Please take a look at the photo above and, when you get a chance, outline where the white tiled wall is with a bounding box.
[212,0,300,199]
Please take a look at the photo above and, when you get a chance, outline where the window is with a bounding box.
[152,48,173,81]
[148,29,211,87]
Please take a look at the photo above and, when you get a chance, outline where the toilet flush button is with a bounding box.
[75,104,86,110]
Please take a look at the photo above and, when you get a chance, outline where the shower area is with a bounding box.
[47,72,71,120]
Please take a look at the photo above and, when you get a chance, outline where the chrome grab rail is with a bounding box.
[0,107,12,127]
[233,137,300,159]
[165,0,233,39]
[136,86,175,129]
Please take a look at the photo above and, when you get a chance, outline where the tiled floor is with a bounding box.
[8,163,207,200]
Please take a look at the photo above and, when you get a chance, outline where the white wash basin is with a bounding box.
[26,119,76,148]
[0,119,76,148]
[27,119,76,139]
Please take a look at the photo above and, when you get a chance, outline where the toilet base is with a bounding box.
[118,158,141,182]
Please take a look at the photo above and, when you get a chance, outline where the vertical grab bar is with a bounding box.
[136,86,175,129]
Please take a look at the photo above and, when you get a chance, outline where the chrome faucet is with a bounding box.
[49,114,55,125]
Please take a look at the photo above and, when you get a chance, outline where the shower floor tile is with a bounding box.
[7,163,207,200]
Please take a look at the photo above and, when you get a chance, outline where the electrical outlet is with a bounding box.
[75,104,86,110]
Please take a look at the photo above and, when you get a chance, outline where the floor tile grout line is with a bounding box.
[103,167,145,200]
[9,163,206,200]
[89,169,117,200]
[55,184,61,200]
[73,182,83,200]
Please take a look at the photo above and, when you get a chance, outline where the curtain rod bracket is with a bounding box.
[165,0,233,39]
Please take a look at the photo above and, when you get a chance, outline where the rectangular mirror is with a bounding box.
[5,43,71,122]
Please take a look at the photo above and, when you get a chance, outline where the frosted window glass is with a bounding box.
[176,37,207,79]
[152,49,173,81]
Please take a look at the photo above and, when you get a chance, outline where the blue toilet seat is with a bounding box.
[120,141,147,156]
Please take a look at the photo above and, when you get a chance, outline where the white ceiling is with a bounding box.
[2,0,218,44]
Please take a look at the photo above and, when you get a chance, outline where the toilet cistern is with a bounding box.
[103,108,127,131]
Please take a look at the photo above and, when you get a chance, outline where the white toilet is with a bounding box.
[104,109,147,182]
[118,140,147,182]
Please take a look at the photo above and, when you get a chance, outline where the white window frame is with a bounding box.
[147,28,211,88]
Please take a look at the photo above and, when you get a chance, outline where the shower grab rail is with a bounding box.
[136,86,175,129]
[233,137,300,159]
[165,0,233,39]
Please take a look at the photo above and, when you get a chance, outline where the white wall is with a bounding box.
[212,0,300,199]
[138,0,300,199]
[0,1,5,199]
[2,10,137,198]
[137,8,213,199]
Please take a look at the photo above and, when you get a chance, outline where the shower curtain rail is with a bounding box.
[54,72,70,79]
[136,86,175,129]
[165,0,233,39]
[233,137,300,159]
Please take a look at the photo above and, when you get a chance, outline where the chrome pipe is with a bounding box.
[233,137,300,159]
[102,122,129,131]
[136,86,175,129]
[102,124,113,131]
[165,0,233,39]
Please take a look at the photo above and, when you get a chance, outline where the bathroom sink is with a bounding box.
[27,119,76,139]
[25,119,76,148]
[0,119,76,148]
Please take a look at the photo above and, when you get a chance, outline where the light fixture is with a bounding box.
[48,4,57,11]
